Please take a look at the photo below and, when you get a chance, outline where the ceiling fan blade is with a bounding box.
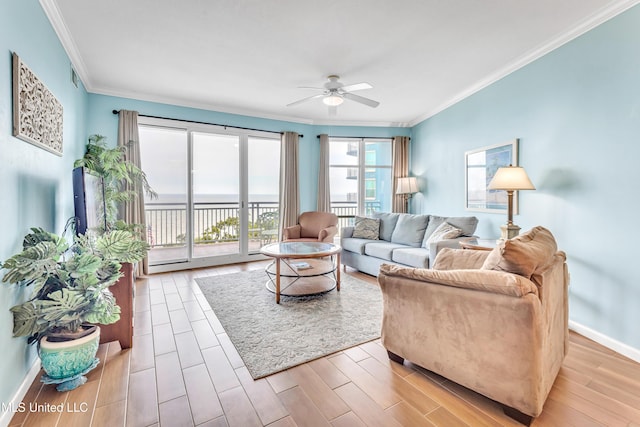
[286,93,324,107]
[343,92,380,108]
[297,86,325,90]
[340,82,372,92]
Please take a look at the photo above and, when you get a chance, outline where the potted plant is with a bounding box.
[1,221,148,391]
[74,134,156,231]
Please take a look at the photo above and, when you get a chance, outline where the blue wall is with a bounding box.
[86,94,410,213]
[411,5,640,349]
[0,0,89,412]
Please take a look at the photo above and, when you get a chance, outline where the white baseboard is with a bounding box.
[0,360,41,427]
[569,320,640,363]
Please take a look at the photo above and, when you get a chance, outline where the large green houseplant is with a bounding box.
[1,221,148,390]
[74,134,156,231]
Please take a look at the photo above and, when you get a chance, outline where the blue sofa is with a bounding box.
[340,212,478,276]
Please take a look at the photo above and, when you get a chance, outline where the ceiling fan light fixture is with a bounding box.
[323,94,344,106]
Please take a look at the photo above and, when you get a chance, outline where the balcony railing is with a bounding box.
[145,201,382,248]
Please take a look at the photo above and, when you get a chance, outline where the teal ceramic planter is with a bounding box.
[39,326,101,391]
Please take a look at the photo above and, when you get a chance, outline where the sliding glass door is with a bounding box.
[139,117,280,272]
[139,125,189,265]
[192,132,241,259]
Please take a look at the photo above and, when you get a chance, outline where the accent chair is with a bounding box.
[378,226,569,425]
[282,211,339,243]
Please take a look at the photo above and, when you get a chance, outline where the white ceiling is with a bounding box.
[43,0,637,127]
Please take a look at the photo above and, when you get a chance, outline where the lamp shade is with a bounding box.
[487,166,535,191]
[396,177,419,194]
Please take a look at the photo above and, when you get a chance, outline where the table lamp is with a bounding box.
[396,177,419,212]
[487,165,535,240]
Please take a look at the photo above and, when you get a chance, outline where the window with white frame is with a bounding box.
[329,138,392,225]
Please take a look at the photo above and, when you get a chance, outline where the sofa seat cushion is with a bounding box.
[364,241,407,261]
[341,237,371,255]
[481,226,557,279]
[390,214,429,247]
[391,247,430,269]
[372,212,400,241]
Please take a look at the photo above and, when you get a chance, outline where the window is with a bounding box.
[329,138,392,226]
[138,117,280,272]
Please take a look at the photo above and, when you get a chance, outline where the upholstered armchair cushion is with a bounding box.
[432,247,490,270]
[482,226,557,278]
[379,263,539,298]
[283,211,338,243]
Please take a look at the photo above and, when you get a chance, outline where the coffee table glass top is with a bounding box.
[260,242,341,257]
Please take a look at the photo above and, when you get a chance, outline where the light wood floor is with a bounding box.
[9,261,640,427]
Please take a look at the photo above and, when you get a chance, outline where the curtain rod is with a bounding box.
[112,110,303,137]
[317,135,409,140]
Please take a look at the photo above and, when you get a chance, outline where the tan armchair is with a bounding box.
[378,226,569,424]
[283,211,339,243]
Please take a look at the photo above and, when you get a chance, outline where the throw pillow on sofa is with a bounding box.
[425,222,462,245]
[352,216,380,240]
[422,215,478,246]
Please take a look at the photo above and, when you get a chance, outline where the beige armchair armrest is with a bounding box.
[379,263,538,298]
[283,224,301,240]
[318,225,338,242]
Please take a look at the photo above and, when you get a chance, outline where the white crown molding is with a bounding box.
[42,0,638,129]
[569,320,640,363]
[408,0,640,127]
[39,0,93,91]
[90,86,410,128]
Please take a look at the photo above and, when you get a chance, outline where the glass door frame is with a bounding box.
[139,116,278,274]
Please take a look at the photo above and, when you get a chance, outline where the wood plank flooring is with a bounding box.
[9,260,640,427]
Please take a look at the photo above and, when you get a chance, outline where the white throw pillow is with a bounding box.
[425,222,462,245]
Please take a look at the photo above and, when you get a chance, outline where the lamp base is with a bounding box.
[499,224,521,240]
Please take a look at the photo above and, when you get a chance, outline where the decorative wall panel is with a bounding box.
[12,53,63,156]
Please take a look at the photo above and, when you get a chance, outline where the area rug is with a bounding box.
[195,269,382,379]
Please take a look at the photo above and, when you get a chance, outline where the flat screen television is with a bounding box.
[72,166,107,235]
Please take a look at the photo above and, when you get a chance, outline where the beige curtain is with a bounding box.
[317,134,331,212]
[278,131,300,239]
[392,136,411,213]
[117,110,149,276]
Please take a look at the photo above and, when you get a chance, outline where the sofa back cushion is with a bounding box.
[422,215,478,247]
[481,226,557,279]
[390,214,429,247]
[372,212,400,241]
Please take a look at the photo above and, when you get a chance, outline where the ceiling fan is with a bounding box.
[287,75,380,110]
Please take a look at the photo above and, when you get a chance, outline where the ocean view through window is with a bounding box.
[138,117,280,272]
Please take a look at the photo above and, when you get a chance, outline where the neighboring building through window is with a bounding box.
[329,138,392,228]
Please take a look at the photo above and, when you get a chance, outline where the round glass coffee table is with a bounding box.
[260,242,342,303]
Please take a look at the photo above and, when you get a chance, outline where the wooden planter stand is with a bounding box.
[99,263,134,349]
